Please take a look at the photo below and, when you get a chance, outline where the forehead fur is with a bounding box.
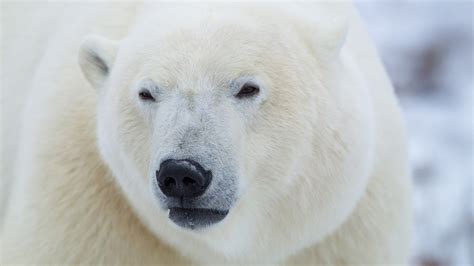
[119,4,293,87]
[118,4,345,85]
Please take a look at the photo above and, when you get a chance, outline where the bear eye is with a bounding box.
[138,89,155,101]
[236,82,260,99]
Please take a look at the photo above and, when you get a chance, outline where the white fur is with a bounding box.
[2,2,412,264]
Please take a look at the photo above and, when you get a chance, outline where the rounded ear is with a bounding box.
[78,35,118,90]
[315,17,349,60]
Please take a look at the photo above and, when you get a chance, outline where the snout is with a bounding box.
[156,159,228,229]
[156,159,211,198]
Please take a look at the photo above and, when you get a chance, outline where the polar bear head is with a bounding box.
[79,4,374,262]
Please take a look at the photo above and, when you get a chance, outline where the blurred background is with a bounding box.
[355,1,473,265]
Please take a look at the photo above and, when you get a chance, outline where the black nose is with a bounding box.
[156,159,212,199]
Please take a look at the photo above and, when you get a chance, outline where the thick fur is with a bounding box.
[1,2,411,265]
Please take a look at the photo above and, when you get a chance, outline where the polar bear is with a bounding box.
[1,2,412,265]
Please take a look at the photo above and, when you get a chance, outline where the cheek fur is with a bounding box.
[116,98,153,177]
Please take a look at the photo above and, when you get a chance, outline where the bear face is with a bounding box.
[79,4,374,262]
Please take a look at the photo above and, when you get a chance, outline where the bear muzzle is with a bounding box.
[156,159,229,229]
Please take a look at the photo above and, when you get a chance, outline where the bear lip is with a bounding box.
[168,207,229,230]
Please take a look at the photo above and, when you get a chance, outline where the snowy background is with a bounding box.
[355,1,473,265]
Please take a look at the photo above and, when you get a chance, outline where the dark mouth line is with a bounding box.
[169,207,229,215]
[167,207,229,229]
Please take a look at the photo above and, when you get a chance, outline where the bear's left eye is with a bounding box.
[236,82,260,99]
[138,89,155,101]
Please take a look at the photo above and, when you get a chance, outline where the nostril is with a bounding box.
[164,177,176,187]
[182,176,196,186]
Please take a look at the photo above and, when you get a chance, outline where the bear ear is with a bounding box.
[78,35,118,90]
[315,17,349,59]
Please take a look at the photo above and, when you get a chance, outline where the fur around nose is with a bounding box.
[156,159,212,199]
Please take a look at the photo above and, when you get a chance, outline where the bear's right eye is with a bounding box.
[138,89,155,101]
